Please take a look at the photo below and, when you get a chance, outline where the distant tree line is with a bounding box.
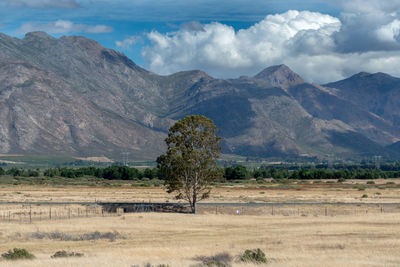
[0,167,40,177]
[43,166,161,180]
[1,164,400,180]
[224,165,400,180]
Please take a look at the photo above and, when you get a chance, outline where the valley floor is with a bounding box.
[0,212,399,266]
[0,182,399,266]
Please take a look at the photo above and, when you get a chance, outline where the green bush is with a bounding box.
[366,181,375,184]
[362,194,368,198]
[2,248,35,260]
[239,248,267,264]
[224,165,249,180]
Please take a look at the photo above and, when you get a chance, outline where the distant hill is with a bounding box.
[0,31,399,160]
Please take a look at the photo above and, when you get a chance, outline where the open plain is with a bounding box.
[0,181,400,266]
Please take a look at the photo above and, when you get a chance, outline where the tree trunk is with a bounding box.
[190,202,197,214]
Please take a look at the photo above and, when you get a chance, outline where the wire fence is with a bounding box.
[199,203,400,216]
[0,202,400,223]
[0,204,123,223]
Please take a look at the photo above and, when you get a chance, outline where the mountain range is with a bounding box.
[0,31,399,161]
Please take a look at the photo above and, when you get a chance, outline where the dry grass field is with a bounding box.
[0,178,400,203]
[0,182,399,266]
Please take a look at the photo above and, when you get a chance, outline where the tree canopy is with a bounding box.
[157,115,221,213]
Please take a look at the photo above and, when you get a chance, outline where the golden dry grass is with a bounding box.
[0,184,399,266]
[0,212,400,266]
[0,181,399,203]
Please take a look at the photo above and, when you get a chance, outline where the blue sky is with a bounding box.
[1,0,400,83]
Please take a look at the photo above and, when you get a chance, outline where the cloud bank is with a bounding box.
[140,3,400,83]
[18,20,113,34]
[0,0,79,9]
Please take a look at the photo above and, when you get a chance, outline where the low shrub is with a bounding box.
[51,250,84,258]
[239,248,267,264]
[195,252,232,267]
[337,178,346,183]
[1,248,35,260]
[366,181,375,185]
[143,263,170,267]
[361,194,368,198]
[28,231,124,242]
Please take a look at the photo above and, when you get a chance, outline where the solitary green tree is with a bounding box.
[157,115,221,213]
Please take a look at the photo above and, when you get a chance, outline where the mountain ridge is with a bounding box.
[0,31,399,160]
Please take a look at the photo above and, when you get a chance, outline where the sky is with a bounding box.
[1,0,400,83]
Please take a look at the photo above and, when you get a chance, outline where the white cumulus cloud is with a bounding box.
[141,5,400,83]
[18,20,113,34]
[142,10,341,81]
[0,0,79,8]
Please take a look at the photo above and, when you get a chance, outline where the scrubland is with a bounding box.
[0,181,399,266]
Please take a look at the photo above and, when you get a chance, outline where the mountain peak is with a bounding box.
[339,71,399,86]
[348,72,370,79]
[254,64,304,89]
[24,31,55,40]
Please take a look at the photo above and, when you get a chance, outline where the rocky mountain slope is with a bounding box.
[0,32,399,160]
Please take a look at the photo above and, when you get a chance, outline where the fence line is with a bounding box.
[200,204,400,216]
[0,205,123,223]
[0,202,400,223]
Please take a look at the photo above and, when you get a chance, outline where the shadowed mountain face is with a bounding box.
[324,72,400,128]
[0,32,399,160]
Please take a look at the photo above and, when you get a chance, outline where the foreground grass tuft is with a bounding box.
[28,231,124,242]
[195,252,232,266]
[239,248,267,264]
[2,248,35,260]
[51,250,84,258]
[142,263,170,267]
